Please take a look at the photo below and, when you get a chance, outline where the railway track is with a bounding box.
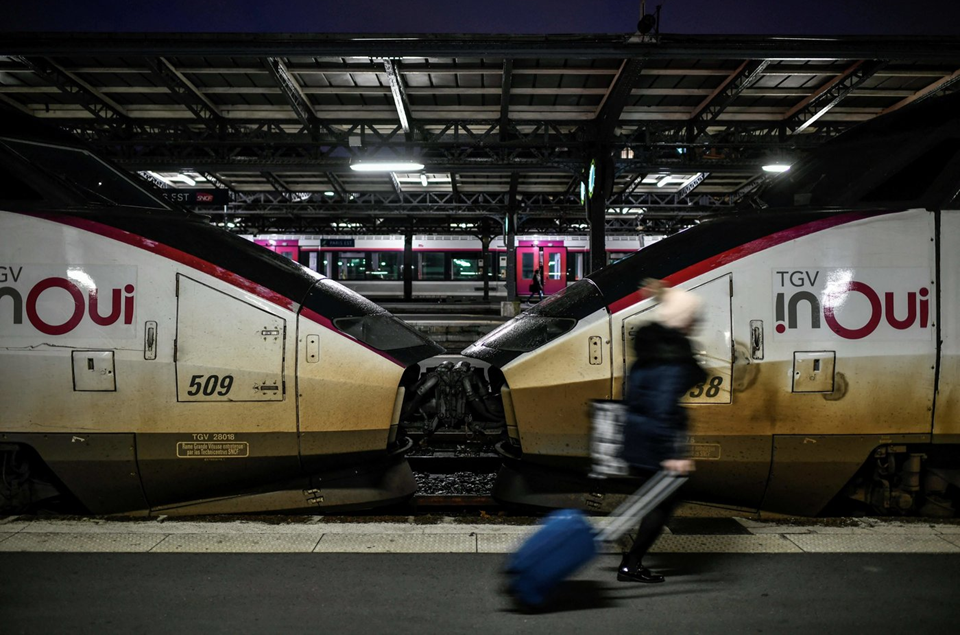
[407,454,501,474]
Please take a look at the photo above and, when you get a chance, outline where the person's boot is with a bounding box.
[617,555,665,583]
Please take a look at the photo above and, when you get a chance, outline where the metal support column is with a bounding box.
[403,232,414,301]
[505,210,518,301]
[505,173,520,301]
[587,152,614,274]
[480,219,491,303]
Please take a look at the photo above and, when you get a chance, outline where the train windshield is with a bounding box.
[0,138,168,210]
[467,281,605,355]
[333,314,438,352]
[304,280,444,365]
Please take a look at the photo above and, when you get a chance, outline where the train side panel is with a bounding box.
[0,212,300,512]
[296,309,406,468]
[734,210,935,514]
[501,310,612,466]
[611,209,937,512]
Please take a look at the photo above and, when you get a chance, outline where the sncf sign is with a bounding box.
[773,268,932,341]
[0,265,137,338]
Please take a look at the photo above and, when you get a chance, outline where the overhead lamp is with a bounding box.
[350,161,425,172]
[420,173,428,187]
[146,171,176,187]
[323,191,335,196]
[762,163,791,174]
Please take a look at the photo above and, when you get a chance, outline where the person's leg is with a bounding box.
[618,492,680,583]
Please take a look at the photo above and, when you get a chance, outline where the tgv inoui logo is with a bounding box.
[0,265,138,338]
[772,268,932,341]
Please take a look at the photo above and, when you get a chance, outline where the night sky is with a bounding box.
[2,0,960,35]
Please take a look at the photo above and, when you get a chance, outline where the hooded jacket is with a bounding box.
[620,322,707,471]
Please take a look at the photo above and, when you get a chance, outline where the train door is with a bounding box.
[516,247,540,298]
[136,274,299,507]
[542,246,567,295]
[516,245,568,297]
[617,273,769,508]
[934,211,959,437]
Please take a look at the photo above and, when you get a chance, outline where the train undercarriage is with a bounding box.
[4,363,959,518]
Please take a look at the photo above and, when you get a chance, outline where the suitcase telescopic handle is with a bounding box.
[595,470,688,543]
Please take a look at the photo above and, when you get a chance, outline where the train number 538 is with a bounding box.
[187,374,234,396]
[689,376,724,399]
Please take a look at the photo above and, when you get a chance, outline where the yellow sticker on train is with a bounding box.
[176,441,249,458]
[689,443,721,460]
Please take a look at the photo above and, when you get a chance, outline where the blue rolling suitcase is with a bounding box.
[504,470,687,609]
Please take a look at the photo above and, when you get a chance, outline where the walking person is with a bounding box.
[527,267,544,302]
[618,279,705,583]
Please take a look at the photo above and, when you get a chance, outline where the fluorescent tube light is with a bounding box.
[350,161,425,172]
[762,163,791,173]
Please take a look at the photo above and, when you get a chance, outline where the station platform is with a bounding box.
[2,514,959,554]
[2,515,959,634]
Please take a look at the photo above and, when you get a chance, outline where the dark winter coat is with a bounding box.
[529,271,543,293]
[620,322,707,471]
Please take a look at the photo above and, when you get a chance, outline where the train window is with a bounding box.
[308,280,444,363]
[520,252,535,279]
[333,314,439,351]
[478,316,577,352]
[475,281,606,353]
[452,254,483,280]
[368,252,402,280]
[546,252,562,280]
[418,252,445,280]
[567,252,584,282]
[338,254,367,280]
[320,253,334,278]
[607,252,632,266]
[0,139,168,209]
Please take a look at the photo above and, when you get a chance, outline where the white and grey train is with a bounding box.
[0,113,444,516]
[458,91,960,516]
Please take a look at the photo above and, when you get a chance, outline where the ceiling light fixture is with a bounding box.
[762,163,791,174]
[420,173,429,187]
[350,161,425,172]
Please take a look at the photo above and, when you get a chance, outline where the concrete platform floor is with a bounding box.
[2,515,959,554]
[2,550,958,634]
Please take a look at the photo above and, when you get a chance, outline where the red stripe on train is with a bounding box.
[607,211,887,315]
[21,212,406,366]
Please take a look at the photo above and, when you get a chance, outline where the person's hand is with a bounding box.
[661,459,695,475]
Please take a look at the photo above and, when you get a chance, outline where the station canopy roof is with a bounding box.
[1,33,959,235]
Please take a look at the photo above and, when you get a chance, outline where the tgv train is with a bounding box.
[462,91,960,516]
[0,113,443,516]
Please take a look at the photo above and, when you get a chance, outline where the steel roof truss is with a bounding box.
[16,55,130,123]
[144,57,228,134]
[687,60,770,141]
[382,58,416,140]
[783,59,888,133]
[265,57,319,132]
